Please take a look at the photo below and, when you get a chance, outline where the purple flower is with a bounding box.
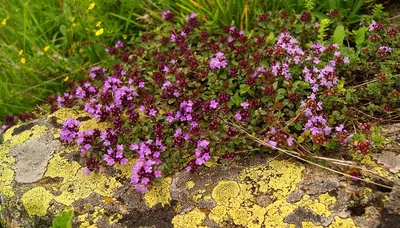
[83,168,91,176]
[241,102,249,109]
[154,170,162,178]
[104,154,115,166]
[209,100,218,109]
[234,112,242,121]
[210,52,228,70]
[287,137,295,146]
[335,124,344,132]
[197,140,209,148]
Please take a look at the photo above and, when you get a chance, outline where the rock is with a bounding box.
[0,108,399,227]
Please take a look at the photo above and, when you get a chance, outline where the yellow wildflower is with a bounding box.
[71,16,75,22]
[64,76,69,82]
[95,28,104,36]
[122,34,128,40]
[1,17,8,26]
[96,21,101,27]
[88,3,95,10]
[18,50,23,56]
[72,23,77,27]
[21,57,26,64]
[44,46,50,52]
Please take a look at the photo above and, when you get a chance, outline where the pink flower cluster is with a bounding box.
[210,52,228,70]
[60,118,81,143]
[130,140,164,193]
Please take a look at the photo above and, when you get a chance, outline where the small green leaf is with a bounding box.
[355,27,366,47]
[333,25,345,46]
[59,25,67,37]
[297,135,305,143]
[239,84,250,94]
[52,210,73,228]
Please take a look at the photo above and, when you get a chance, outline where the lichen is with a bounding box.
[211,180,240,206]
[144,177,172,208]
[296,193,337,217]
[49,108,111,139]
[108,213,123,224]
[47,108,90,125]
[21,187,54,216]
[328,216,359,228]
[44,152,122,206]
[0,125,48,197]
[186,181,195,190]
[208,160,305,227]
[372,167,393,180]
[302,221,323,228]
[171,208,206,228]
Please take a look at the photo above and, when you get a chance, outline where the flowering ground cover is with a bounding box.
[1,6,399,196]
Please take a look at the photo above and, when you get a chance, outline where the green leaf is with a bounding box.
[267,32,274,42]
[297,135,305,143]
[333,25,345,46]
[59,25,67,37]
[351,0,363,14]
[231,93,243,106]
[239,84,250,94]
[52,210,73,228]
[355,27,366,47]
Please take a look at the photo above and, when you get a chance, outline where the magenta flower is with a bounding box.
[241,102,249,109]
[210,52,228,70]
[234,112,242,121]
[209,100,218,109]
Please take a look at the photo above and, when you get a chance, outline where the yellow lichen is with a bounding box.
[372,167,393,180]
[211,180,240,206]
[47,108,90,124]
[109,213,123,224]
[186,181,195,190]
[144,177,172,208]
[114,159,137,178]
[171,208,206,228]
[204,195,212,200]
[360,155,374,165]
[208,160,305,228]
[49,108,111,139]
[329,216,359,228]
[21,187,54,216]
[302,221,322,228]
[192,193,203,203]
[296,193,337,217]
[44,152,122,206]
[0,125,48,197]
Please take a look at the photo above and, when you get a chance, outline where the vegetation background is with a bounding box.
[0,0,383,123]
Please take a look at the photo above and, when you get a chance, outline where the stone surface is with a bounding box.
[0,108,399,228]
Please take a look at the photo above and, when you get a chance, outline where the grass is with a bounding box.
[0,0,155,121]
